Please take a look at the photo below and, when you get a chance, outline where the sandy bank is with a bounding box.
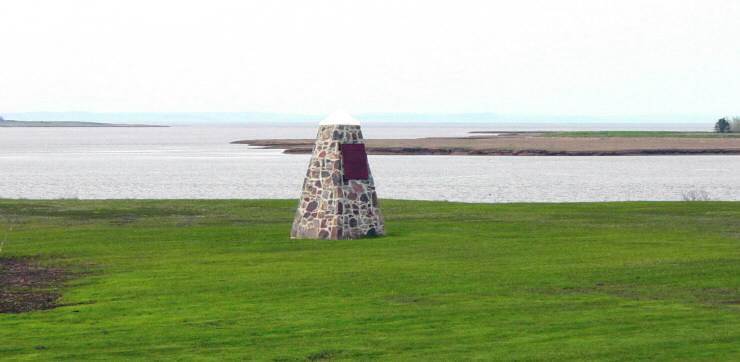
[231,135,740,156]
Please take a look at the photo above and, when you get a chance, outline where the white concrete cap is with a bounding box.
[319,110,360,125]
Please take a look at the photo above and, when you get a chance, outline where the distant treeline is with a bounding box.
[715,116,740,133]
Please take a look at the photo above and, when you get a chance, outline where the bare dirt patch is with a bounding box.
[0,257,70,313]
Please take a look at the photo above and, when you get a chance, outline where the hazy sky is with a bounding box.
[1,0,738,117]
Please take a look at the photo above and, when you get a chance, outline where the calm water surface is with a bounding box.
[1,124,738,202]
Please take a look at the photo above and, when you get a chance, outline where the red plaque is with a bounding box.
[341,143,369,180]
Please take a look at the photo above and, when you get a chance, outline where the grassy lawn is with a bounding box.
[0,199,738,360]
[548,131,740,138]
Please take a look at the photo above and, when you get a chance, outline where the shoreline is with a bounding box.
[0,120,167,128]
[231,134,740,156]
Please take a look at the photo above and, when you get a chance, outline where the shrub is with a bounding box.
[731,117,740,133]
[682,190,711,201]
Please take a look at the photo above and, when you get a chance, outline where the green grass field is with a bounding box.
[548,131,740,138]
[1,199,738,360]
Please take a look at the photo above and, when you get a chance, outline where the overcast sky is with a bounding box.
[1,0,738,117]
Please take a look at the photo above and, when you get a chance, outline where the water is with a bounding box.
[1,124,738,202]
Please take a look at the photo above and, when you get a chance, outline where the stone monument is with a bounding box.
[290,111,385,239]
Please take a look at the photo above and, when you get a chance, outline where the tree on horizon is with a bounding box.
[715,117,731,133]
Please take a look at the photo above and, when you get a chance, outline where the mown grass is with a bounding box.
[0,199,738,361]
[548,131,740,138]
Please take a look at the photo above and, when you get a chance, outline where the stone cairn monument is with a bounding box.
[291,111,385,239]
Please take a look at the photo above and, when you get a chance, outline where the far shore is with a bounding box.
[0,120,167,128]
[232,131,740,156]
